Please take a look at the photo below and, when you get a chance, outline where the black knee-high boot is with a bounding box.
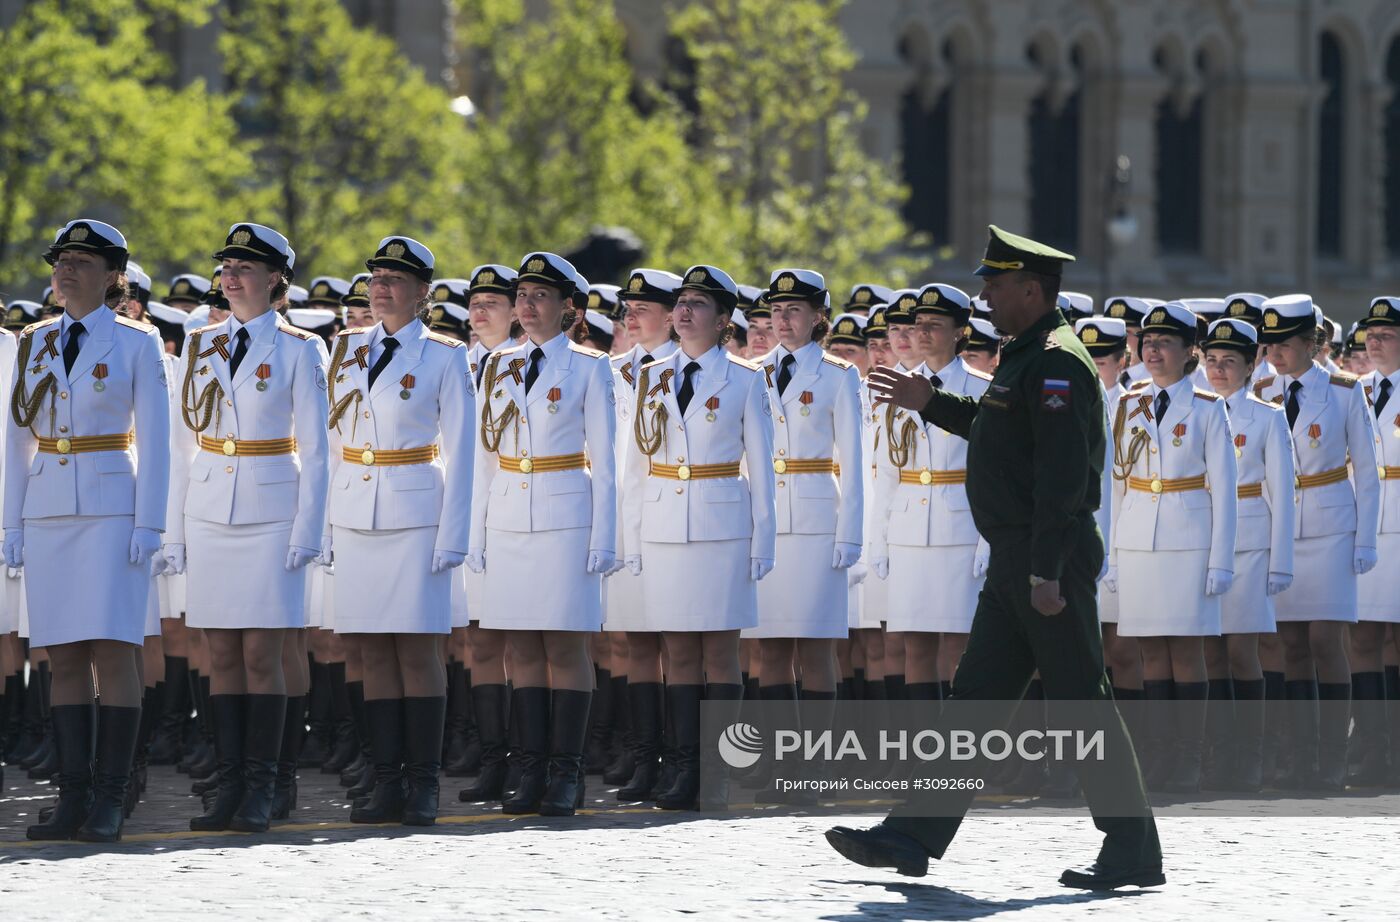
[698,683,744,810]
[617,681,663,801]
[25,704,93,840]
[1314,681,1350,792]
[1260,670,1286,786]
[459,683,509,802]
[501,687,551,814]
[77,705,142,842]
[22,661,56,777]
[1277,678,1319,791]
[301,659,332,767]
[1200,678,1235,790]
[149,656,189,765]
[403,695,447,825]
[1162,681,1207,794]
[655,684,704,811]
[1141,679,1175,792]
[272,695,305,820]
[1386,665,1400,786]
[190,695,245,831]
[539,689,592,816]
[584,667,612,775]
[443,662,478,777]
[602,673,635,785]
[1228,678,1266,792]
[322,662,357,773]
[352,698,404,823]
[1347,671,1389,787]
[229,694,286,832]
[751,684,798,799]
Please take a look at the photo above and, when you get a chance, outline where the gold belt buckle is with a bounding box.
[56,437,72,454]
[519,457,534,474]
[361,449,376,465]
[222,439,237,456]
[918,469,932,485]
[1294,475,1302,489]
[677,464,691,481]
[773,459,787,474]
[1380,465,1389,481]
[1150,478,1163,494]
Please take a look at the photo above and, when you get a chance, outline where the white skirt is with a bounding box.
[1098,577,1120,624]
[0,570,17,634]
[320,570,336,631]
[884,543,980,633]
[603,567,650,632]
[858,555,888,628]
[1275,531,1356,623]
[144,574,161,637]
[163,572,186,619]
[1357,531,1400,623]
[462,567,485,627]
[185,518,306,630]
[479,527,601,632]
[332,525,449,634]
[303,565,322,628]
[639,538,756,632]
[449,566,470,628]
[1220,548,1275,634]
[746,533,847,638]
[25,515,148,647]
[14,572,30,638]
[846,571,863,630]
[1116,547,1220,637]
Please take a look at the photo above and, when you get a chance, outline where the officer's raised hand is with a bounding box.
[866,365,935,411]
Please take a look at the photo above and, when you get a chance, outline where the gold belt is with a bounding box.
[200,436,297,457]
[345,444,438,466]
[898,468,966,486]
[1237,482,1263,499]
[1295,465,1348,489]
[1378,466,1400,481]
[499,452,585,474]
[1128,474,1207,495]
[650,461,741,482]
[37,432,132,455]
[772,457,834,475]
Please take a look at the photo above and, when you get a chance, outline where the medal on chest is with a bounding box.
[1308,423,1321,449]
[255,363,272,391]
[547,386,561,413]
[799,391,814,416]
[1234,433,1246,458]
[399,374,415,400]
[705,396,719,422]
[92,363,108,392]
[1172,423,1186,447]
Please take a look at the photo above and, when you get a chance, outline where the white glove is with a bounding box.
[6,566,19,580]
[972,540,990,579]
[4,528,23,569]
[162,543,186,575]
[602,554,627,577]
[831,542,861,570]
[1354,547,1378,575]
[150,554,168,577]
[319,533,334,570]
[465,548,486,573]
[432,549,467,573]
[285,545,320,571]
[587,549,617,575]
[1266,572,1293,596]
[847,561,868,586]
[751,557,775,581]
[1205,568,1233,597]
[130,527,161,566]
[873,556,890,581]
[625,554,643,576]
[1102,566,1118,593]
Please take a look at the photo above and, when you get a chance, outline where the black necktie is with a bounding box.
[228,327,250,378]
[928,373,943,390]
[1375,379,1392,419]
[637,353,654,389]
[1119,371,1132,389]
[777,353,796,395]
[524,346,545,393]
[1154,389,1170,423]
[63,321,85,375]
[474,356,486,390]
[677,361,700,414]
[1286,380,1303,429]
[368,336,399,389]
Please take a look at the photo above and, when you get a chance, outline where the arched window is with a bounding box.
[1385,39,1400,256]
[898,31,952,243]
[1154,46,1204,255]
[1317,31,1345,258]
[1028,44,1080,252]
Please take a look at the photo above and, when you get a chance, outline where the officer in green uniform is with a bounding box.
[826,226,1162,891]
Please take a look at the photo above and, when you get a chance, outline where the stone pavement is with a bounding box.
[2,768,1398,920]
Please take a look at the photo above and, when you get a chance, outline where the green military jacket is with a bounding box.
[918,308,1103,579]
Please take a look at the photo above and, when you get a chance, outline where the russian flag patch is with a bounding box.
[1041,378,1071,411]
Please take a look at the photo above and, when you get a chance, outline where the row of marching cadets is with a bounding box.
[1078,291,1400,794]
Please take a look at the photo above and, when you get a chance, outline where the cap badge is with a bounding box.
[174,281,191,295]
[313,283,328,297]
[1148,310,1165,325]
[1108,301,1126,318]
[1219,325,1233,339]
[527,257,546,273]
[920,290,938,305]
[1081,327,1099,344]
[777,274,796,292]
[854,288,871,304]
[1228,300,1247,316]
[231,228,251,246]
[386,242,406,259]
[588,293,601,308]
[1264,312,1279,329]
[478,269,497,286]
[628,275,644,292]
[1374,302,1390,318]
[353,280,368,295]
[434,284,450,301]
[687,269,707,284]
[70,225,90,243]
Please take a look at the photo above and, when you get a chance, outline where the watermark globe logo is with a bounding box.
[718,722,764,769]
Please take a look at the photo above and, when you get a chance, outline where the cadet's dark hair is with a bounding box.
[104,270,130,311]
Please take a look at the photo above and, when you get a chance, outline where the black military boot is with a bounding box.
[148,656,190,765]
[459,683,509,802]
[1141,679,1175,792]
[76,706,142,843]
[749,683,799,798]
[23,662,56,778]
[351,698,405,823]
[228,694,286,832]
[602,673,635,786]
[651,682,680,800]
[402,696,446,826]
[1259,671,1286,787]
[443,664,480,777]
[584,667,613,775]
[539,689,592,816]
[26,704,94,840]
[1347,672,1390,787]
[1313,682,1350,793]
[655,684,704,810]
[501,687,551,815]
[1228,678,1266,793]
[322,663,358,773]
[698,683,744,810]
[1199,678,1235,791]
[1162,681,1207,794]
[616,681,662,801]
[271,695,305,820]
[300,659,333,767]
[1276,679,1319,791]
[190,695,246,831]
[127,684,161,818]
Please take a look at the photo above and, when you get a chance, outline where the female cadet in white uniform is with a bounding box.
[1254,294,1381,790]
[1104,301,1236,793]
[854,306,892,698]
[5,220,170,842]
[1352,297,1400,785]
[163,223,329,833]
[324,236,471,826]
[746,269,862,713]
[1198,318,1294,791]
[622,264,775,810]
[468,251,617,817]
[454,263,522,804]
[605,268,681,802]
[871,284,990,702]
[825,312,871,650]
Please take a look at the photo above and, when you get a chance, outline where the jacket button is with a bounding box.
[225,466,234,474]
[59,391,68,399]
[921,498,928,505]
[675,487,684,494]
[521,450,529,457]
[777,480,785,488]
[58,458,68,466]
[362,473,371,481]
[521,482,528,489]
[225,400,232,407]
[364,411,371,419]
[677,455,685,463]
[778,416,785,423]
[778,449,786,456]
[59,426,68,433]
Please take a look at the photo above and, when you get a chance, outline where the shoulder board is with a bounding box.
[1329,373,1357,389]
[1041,333,1062,350]
[335,327,367,338]
[727,354,761,371]
[113,314,154,333]
[967,367,993,381]
[1193,388,1220,402]
[1127,379,1151,392]
[20,317,60,336]
[1252,375,1275,397]
[821,353,853,370]
[639,356,667,372]
[1246,392,1279,410]
[568,342,606,359]
[425,330,464,348]
[278,323,314,340]
[194,323,221,335]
